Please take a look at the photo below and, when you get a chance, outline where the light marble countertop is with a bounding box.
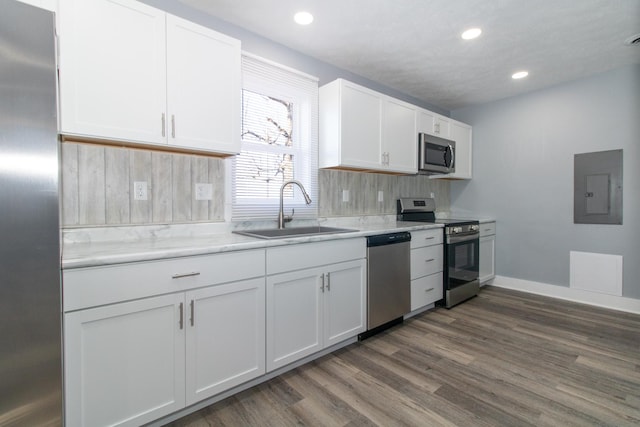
[62,217,444,269]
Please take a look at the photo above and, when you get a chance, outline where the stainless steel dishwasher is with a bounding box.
[359,231,411,340]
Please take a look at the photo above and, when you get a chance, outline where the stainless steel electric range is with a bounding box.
[397,197,480,308]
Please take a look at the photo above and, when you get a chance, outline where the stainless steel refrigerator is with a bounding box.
[0,1,62,425]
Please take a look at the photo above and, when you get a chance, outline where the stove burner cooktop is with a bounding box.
[396,197,479,228]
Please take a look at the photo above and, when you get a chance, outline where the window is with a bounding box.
[232,53,318,220]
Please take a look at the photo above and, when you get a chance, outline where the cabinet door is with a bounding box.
[185,278,265,405]
[59,0,167,144]
[166,15,241,154]
[417,109,449,137]
[381,99,417,173]
[411,272,444,311]
[340,82,382,169]
[64,294,185,427]
[323,259,366,346]
[479,235,496,284]
[434,116,450,137]
[266,267,323,371]
[447,120,472,179]
[411,245,443,280]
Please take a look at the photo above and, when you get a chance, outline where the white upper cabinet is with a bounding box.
[381,98,418,173]
[166,15,240,153]
[16,0,57,11]
[59,0,167,145]
[58,0,241,155]
[446,120,472,179]
[320,80,382,170]
[417,109,450,138]
[320,79,417,174]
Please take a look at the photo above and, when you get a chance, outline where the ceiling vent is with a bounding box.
[624,33,640,46]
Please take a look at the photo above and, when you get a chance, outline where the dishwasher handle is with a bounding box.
[366,231,411,247]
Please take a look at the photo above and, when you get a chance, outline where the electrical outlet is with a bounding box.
[378,190,384,202]
[342,189,350,202]
[195,183,213,200]
[134,181,148,201]
[430,192,435,199]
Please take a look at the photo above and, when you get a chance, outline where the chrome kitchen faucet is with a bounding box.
[278,180,312,229]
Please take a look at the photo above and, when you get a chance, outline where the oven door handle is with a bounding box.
[447,232,479,244]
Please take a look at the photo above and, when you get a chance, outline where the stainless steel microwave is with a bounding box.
[418,132,455,174]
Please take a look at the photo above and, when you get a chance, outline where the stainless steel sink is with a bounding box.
[233,226,357,239]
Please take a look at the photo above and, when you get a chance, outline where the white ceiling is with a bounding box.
[181,0,640,111]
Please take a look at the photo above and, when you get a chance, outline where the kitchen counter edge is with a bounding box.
[62,222,444,269]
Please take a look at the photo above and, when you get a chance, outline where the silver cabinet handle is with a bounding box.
[484,228,492,232]
[425,287,435,292]
[190,300,194,327]
[326,272,331,291]
[171,114,176,138]
[178,302,184,330]
[172,272,200,279]
[425,236,435,240]
[320,273,325,292]
[425,258,435,262]
[161,113,166,137]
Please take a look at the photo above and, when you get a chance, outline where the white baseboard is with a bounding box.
[491,275,640,315]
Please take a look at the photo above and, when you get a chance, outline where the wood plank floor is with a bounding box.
[166,286,640,426]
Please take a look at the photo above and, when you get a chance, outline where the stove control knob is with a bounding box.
[470,224,479,232]
[452,226,462,234]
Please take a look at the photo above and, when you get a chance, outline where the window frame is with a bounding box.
[231,53,319,221]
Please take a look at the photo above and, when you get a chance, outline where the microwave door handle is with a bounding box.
[447,144,455,170]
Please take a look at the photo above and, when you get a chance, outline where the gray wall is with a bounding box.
[450,65,640,299]
[140,0,447,115]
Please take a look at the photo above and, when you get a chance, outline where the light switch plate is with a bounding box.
[378,190,384,202]
[195,183,213,200]
[342,189,349,202]
[133,181,148,200]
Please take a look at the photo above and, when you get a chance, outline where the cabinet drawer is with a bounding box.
[411,273,443,311]
[410,245,443,280]
[63,249,265,312]
[267,238,365,275]
[480,222,496,237]
[410,228,443,249]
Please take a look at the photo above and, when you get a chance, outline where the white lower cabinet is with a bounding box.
[64,294,186,427]
[265,239,366,372]
[411,272,444,311]
[63,250,266,427]
[479,222,496,284]
[266,259,366,372]
[185,278,265,405]
[64,239,368,426]
[266,266,324,370]
[409,228,444,311]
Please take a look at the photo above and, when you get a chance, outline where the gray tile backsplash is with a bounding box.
[317,169,449,217]
[61,143,449,227]
[62,143,225,226]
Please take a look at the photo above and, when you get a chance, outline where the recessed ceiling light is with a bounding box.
[294,11,314,25]
[461,28,482,40]
[512,71,529,79]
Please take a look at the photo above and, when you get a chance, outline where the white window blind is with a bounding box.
[232,53,319,220]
